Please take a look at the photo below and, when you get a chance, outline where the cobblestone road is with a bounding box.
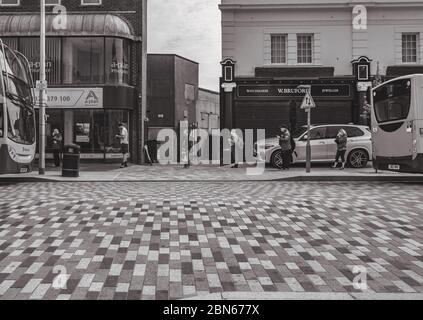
[0,181,423,300]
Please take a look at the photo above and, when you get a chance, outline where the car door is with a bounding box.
[296,126,327,161]
[325,126,343,161]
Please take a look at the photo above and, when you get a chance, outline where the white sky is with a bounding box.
[147,0,221,91]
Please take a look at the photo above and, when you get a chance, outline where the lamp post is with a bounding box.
[38,0,47,175]
[298,85,315,173]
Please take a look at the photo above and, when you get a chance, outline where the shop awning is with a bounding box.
[0,14,138,41]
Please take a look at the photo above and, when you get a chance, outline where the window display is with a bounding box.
[63,38,105,84]
[105,38,131,84]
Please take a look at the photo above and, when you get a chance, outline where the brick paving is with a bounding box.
[0,181,422,300]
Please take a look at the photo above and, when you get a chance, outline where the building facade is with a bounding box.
[146,54,199,141]
[196,88,220,133]
[0,0,147,162]
[220,0,423,137]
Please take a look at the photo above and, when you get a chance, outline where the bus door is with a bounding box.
[372,78,413,158]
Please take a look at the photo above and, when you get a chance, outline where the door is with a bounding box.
[296,126,328,161]
[325,126,343,161]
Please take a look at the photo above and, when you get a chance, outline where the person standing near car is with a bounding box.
[277,126,292,170]
[116,123,129,168]
[52,129,63,167]
[332,129,348,170]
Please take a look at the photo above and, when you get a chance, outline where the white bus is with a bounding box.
[371,74,423,173]
[0,40,36,174]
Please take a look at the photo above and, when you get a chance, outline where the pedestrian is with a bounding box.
[277,126,292,170]
[116,123,129,168]
[332,129,348,170]
[52,129,62,167]
[229,129,244,168]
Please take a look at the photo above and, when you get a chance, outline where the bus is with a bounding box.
[371,74,423,173]
[0,40,36,174]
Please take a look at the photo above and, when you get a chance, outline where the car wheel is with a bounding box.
[270,150,283,169]
[347,149,369,168]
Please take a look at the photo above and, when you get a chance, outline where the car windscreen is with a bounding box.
[373,79,411,123]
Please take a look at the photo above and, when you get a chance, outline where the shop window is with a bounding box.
[0,0,20,6]
[402,33,418,63]
[297,34,313,64]
[35,109,64,153]
[271,34,287,64]
[104,110,129,154]
[45,109,64,150]
[19,37,61,85]
[73,110,105,154]
[0,38,18,51]
[105,38,131,84]
[63,38,104,84]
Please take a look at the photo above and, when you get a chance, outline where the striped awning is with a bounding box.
[0,14,136,40]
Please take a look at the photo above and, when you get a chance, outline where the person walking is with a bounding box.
[277,126,292,170]
[52,129,63,167]
[332,129,348,170]
[116,123,129,168]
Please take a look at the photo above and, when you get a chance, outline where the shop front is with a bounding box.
[36,86,134,161]
[0,13,138,162]
[228,78,356,137]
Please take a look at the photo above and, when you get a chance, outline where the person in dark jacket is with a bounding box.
[332,129,347,170]
[52,129,63,167]
[277,126,292,170]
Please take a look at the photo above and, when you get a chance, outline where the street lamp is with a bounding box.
[38,0,47,175]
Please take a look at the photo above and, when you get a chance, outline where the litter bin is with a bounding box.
[62,144,81,177]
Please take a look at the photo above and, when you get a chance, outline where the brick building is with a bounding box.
[0,0,147,163]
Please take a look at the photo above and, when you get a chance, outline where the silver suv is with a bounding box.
[256,124,372,169]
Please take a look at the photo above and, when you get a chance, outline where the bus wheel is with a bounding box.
[271,150,283,169]
[348,149,369,168]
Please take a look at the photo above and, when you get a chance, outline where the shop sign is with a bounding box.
[237,84,351,99]
[29,60,54,74]
[110,61,129,75]
[33,88,103,109]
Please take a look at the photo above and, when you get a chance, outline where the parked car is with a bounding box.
[255,124,372,168]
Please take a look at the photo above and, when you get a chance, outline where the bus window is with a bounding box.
[373,79,411,123]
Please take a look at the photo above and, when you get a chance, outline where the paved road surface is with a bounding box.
[0,181,422,300]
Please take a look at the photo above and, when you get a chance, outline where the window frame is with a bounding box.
[0,0,20,7]
[270,34,288,65]
[401,33,419,64]
[81,0,102,6]
[297,34,314,65]
[45,0,61,6]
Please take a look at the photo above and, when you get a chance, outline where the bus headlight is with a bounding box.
[8,145,17,161]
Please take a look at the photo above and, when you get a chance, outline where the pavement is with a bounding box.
[0,180,423,300]
[1,162,423,182]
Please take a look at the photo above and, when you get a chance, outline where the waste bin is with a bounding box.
[62,144,81,177]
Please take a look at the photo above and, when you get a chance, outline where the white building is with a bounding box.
[196,88,220,133]
[219,0,423,134]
